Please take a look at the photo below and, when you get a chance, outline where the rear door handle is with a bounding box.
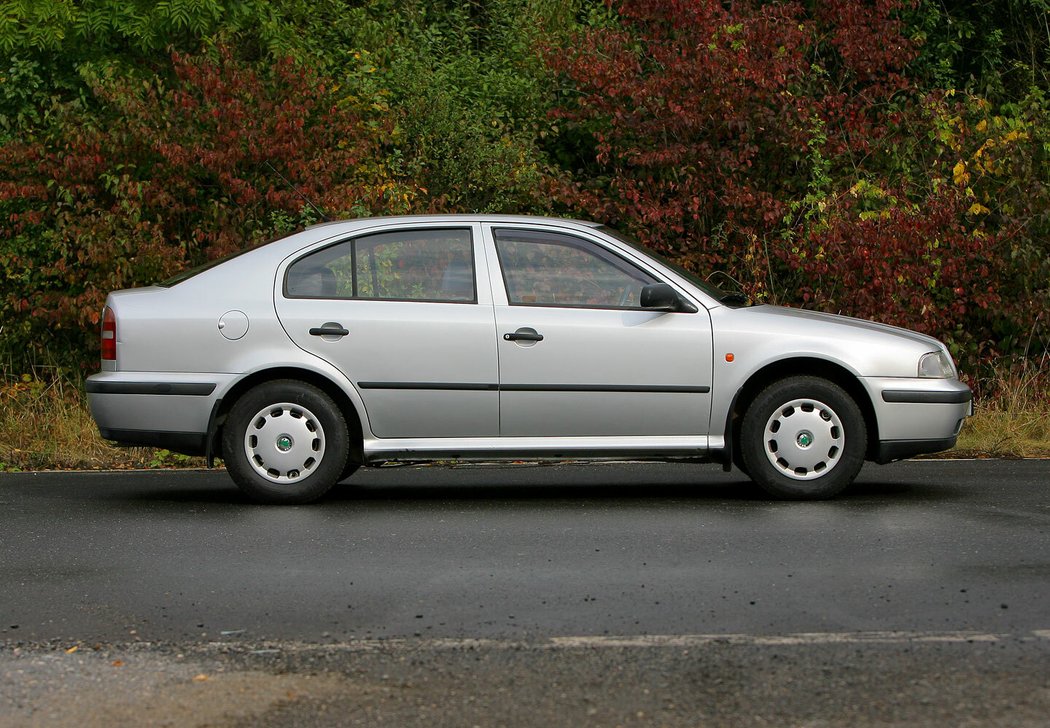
[504,329,543,342]
[309,323,350,338]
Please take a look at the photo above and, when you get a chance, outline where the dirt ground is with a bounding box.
[3,636,1049,727]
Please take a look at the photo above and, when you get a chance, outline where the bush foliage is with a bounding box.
[548,0,1049,367]
[0,0,1047,378]
[0,49,419,364]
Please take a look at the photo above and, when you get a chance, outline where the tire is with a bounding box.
[222,380,349,504]
[731,443,750,478]
[739,376,866,500]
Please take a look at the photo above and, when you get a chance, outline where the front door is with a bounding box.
[487,225,713,437]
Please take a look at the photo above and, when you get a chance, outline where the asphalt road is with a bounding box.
[2,460,1049,726]
[3,459,1049,643]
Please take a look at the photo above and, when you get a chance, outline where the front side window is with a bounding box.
[494,228,655,308]
[285,228,475,302]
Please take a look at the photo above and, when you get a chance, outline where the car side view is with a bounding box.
[87,215,973,503]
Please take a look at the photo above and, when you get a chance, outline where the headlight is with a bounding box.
[918,350,956,378]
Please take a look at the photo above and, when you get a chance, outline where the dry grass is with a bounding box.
[956,409,1050,457]
[953,357,1050,458]
[0,372,204,471]
[1,363,1047,472]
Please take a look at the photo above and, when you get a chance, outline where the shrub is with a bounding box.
[0,48,420,370]
[315,0,563,213]
[546,0,1050,370]
[547,0,916,277]
[781,88,1050,364]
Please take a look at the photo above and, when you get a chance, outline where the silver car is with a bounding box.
[87,215,972,503]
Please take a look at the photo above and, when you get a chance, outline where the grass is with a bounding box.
[952,357,1050,458]
[0,372,205,472]
[0,366,1046,472]
[955,410,1050,457]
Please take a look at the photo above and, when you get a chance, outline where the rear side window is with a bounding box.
[284,228,476,303]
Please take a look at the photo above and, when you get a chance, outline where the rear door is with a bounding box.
[486,224,713,437]
[275,223,499,439]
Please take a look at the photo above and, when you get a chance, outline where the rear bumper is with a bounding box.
[86,381,216,396]
[86,372,233,456]
[95,428,208,456]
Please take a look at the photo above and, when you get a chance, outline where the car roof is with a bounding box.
[305,214,602,231]
[216,215,608,272]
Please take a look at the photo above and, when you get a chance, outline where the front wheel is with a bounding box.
[222,380,348,504]
[739,376,866,500]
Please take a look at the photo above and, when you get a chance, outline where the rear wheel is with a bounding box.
[739,376,866,499]
[223,380,348,504]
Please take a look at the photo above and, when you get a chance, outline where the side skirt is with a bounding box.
[361,435,721,464]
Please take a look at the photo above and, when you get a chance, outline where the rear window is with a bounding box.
[157,247,256,288]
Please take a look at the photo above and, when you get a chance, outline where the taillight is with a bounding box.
[101,306,116,361]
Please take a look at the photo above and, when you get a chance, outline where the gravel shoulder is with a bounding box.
[4,635,1050,727]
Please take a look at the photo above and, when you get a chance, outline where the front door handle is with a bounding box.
[309,322,350,338]
[504,329,544,342]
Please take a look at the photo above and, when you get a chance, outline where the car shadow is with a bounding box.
[326,478,764,503]
[107,467,962,508]
[108,478,762,507]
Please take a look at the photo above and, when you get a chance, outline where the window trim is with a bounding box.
[492,227,659,311]
[282,227,479,304]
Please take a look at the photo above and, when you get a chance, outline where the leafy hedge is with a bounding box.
[0,0,1047,381]
[0,49,420,363]
[548,0,1049,367]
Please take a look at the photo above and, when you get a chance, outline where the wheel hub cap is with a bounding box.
[763,398,844,481]
[243,403,325,485]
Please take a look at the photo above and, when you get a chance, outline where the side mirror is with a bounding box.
[640,283,696,313]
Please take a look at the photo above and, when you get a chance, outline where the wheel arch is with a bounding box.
[724,357,880,465]
[206,367,364,466]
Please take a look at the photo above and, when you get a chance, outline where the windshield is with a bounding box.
[598,225,738,303]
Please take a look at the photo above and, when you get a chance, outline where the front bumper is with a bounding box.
[859,376,972,462]
[874,436,961,464]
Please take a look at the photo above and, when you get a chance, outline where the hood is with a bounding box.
[710,304,953,379]
[743,305,946,350]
